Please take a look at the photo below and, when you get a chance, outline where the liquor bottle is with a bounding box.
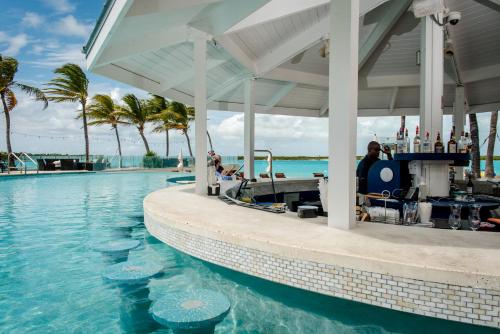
[396,129,405,154]
[447,127,457,153]
[464,132,472,153]
[405,128,410,153]
[413,126,421,153]
[434,132,444,153]
[467,175,474,196]
[422,131,432,153]
[458,131,465,153]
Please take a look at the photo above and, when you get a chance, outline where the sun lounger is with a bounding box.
[275,172,286,178]
[313,172,324,177]
[259,173,270,178]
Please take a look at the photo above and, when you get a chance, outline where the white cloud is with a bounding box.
[22,12,44,28]
[41,0,75,14]
[0,32,29,56]
[51,16,92,38]
[27,43,85,68]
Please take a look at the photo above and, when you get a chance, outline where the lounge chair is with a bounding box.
[275,172,286,178]
[259,173,270,178]
[313,172,324,177]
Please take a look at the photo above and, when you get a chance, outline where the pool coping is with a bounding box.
[144,184,500,328]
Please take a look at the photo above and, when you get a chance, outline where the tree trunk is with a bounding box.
[207,130,214,152]
[81,100,90,163]
[485,111,498,178]
[469,113,481,178]
[184,131,193,157]
[165,129,169,157]
[114,125,122,168]
[400,116,406,130]
[1,93,13,167]
[139,128,151,153]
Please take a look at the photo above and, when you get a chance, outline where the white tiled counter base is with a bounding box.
[145,213,500,329]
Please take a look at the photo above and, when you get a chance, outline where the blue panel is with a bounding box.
[367,161,402,194]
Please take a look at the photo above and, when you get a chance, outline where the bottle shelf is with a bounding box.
[394,153,471,166]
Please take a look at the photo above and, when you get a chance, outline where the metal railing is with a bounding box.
[6,152,39,175]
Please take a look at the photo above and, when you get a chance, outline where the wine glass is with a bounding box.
[448,203,462,230]
[469,204,481,231]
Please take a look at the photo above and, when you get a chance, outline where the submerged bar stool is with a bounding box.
[103,260,163,333]
[93,239,140,263]
[111,221,144,238]
[150,289,230,334]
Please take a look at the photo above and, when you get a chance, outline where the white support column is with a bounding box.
[194,37,208,195]
[419,16,443,140]
[244,79,255,180]
[419,16,447,196]
[454,85,466,180]
[328,0,359,230]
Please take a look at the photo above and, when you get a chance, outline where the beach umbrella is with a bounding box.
[177,149,184,172]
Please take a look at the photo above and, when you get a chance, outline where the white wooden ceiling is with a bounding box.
[87,0,500,117]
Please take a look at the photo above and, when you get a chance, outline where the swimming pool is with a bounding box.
[0,172,497,333]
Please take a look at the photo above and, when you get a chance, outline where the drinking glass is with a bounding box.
[469,204,481,231]
[448,203,462,230]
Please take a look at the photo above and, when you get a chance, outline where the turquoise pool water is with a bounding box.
[0,172,497,333]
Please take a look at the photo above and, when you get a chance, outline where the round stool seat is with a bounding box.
[103,260,163,284]
[150,289,230,331]
[93,239,140,253]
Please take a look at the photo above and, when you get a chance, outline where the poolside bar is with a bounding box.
[85,0,500,328]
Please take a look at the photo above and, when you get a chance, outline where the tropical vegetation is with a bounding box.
[86,94,126,167]
[45,63,90,162]
[0,54,48,164]
[116,94,153,153]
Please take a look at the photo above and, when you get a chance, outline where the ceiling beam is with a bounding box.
[358,0,412,69]
[215,35,256,73]
[263,68,328,87]
[207,73,251,102]
[262,82,297,110]
[226,0,392,33]
[388,86,399,114]
[255,17,329,76]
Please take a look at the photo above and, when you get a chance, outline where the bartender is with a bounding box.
[357,141,392,194]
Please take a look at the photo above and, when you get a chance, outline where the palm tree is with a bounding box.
[484,111,498,178]
[147,95,173,156]
[163,101,195,157]
[45,63,90,162]
[0,55,48,164]
[117,94,152,153]
[86,94,126,168]
[469,113,481,178]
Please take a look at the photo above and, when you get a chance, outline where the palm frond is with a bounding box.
[45,63,88,104]
[14,82,48,109]
[5,89,17,111]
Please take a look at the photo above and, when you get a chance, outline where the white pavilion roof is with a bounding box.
[85,0,500,117]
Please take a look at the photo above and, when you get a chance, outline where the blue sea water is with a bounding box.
[232,160,500,178]
[0,172,497,333]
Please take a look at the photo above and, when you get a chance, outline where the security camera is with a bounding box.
[446,11,461,25]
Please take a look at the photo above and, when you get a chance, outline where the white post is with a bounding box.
[419,16,447,196]
[194,37,208,194]
[327,0,359,229]
[454,85,466,180]
[419,16,443,138]
[244,79,255,179]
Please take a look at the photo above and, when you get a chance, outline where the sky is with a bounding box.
[0,0,498,157]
